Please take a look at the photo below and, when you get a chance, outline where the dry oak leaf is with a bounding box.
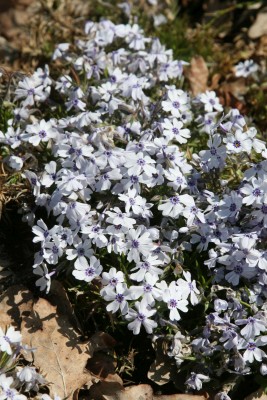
[186,56,209,96]
[248,11,267,39]
[244,389,267,400]
[154,395,208,400]
[21,297,92,399]
[88,382,208,400]
[0,285,33,329]
[88,382,153,400]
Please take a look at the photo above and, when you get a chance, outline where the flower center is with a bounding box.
[252,188,261,197]
[172,101,180,109]
[170,196,180,205]
[169,298,177,308]
[39,130,47,138]
[210,146,217,155]
[229,203,237,212]
[132,240,139,249]
[143,284,152,292]
[115,293,124,303]
[137,312,146,322]
[233,140,241,148]
[52,245,59,254]
[85,267,95,276]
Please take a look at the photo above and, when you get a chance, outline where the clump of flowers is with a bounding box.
[1,17,267,398]
[0,326,58,400]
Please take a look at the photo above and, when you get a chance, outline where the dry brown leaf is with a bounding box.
[256,35,267,57]
[0,285,33,328]
[148,336,189,390]
[89,331,117,352]
[244,389,267,400]
[87,380,124,400]
[154,395,208,400]
[186,56,209,96]
[220,78,248,98]
[21,296,92,399]
[105,383,153,400]
[86,352,123,385]
[248,11,267,39]
[148,337,172,386]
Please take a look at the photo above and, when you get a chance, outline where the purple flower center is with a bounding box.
[43,230,49,238]
[144,284,152,292]
[261,204,267,214]
[52,245,59,254]
[233,140,241,148]
[137,312,146,322]
[253,188,261,197]
[39,130,47,138]
[229,203,237,212]
[172,101,180,109]
[210,146,217,155]
[234,264,243,274]
[5,389,14,399]
[115,293,124,303]
[169,299,177,308]
[130,175,139,184]
[141,262,150,270]
[132,240,139,249]
[78,248,85,256]
[85,267,95,276]
[137,158,145,166]
[170,196,180,205]
[247,342,256,351]
[110,277,118,286]
[68,147,75,155]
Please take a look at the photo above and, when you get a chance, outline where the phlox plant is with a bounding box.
[1,15,267,399]
[0,326,54,400]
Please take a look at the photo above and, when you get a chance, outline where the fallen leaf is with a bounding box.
[154,395,208,400]
[86,352,123,384]
[210,73,221,91]
[148,336,189,391]
[87,380,124,400]
[0,285,33,328]
[49,280,82,333]
[186,56,209,96]
[244,389,267,400]
[89,331,117,352]
[248,11,267,39]
[256,35,267,57]
[21,296,92,398]
[148,337,172,386]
